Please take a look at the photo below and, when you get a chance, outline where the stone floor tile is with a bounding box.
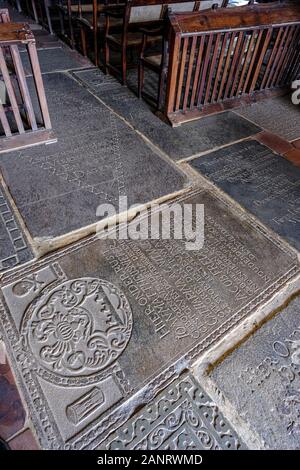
[73,68,261,162]
[292,139,300,149]
[189,140,300,251]
[210,294,300,449]
[284,148,300,167]
[255,131,293,156]
[21,47,91,76]
[0,188,298,449]
[235,95,300,142]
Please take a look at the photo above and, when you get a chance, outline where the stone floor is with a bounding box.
[0,4,300,451]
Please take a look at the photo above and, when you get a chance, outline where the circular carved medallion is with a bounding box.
[21,278,132,385]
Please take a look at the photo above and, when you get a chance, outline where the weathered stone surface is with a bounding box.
[0,188,298,449]
[190,140,300,251]
[73,68,261,161]
[210,295,300,450]
[21,47,91,76]
[0,184,33,272]
[104,373,247,450]
[235,95,300,142]
[0,73,188,243]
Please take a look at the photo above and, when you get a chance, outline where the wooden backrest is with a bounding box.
[164,3,300,123]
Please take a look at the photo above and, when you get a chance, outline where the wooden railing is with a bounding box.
[164,3,300,125]
[0,17,55,153]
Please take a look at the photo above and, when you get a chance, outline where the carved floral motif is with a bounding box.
[22,278,132,381]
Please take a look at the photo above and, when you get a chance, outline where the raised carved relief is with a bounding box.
[66,387,105,425]
[105,374,246,450]
[12,274,45,297]
[21,278,133,385]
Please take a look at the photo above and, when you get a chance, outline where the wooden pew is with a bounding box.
[104,0,224,85]
[0,21,55,152]
[158,2,300,126]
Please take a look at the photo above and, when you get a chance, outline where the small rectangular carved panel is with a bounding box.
[66,387,105,425]
[210,295,300,449]
[0,189,298,449]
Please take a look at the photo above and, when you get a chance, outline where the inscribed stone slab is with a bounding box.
[235,95,300,142]
[104,373,247,450]
[210,295,300,449]
[189,140,300,251]
[21,47,91,76]
[73,68,261,161]
[0,73,188,242]
[0,188,298,449]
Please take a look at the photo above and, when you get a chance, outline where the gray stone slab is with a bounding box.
[0,188,298,449]
[0,184,33,273]
[0,72,188,242]
[73,68,261,161]
[210,294,300,449]
[235,95,300,142]
[104,373,247,450]
[21,47,91,76]
[189,140,300,252]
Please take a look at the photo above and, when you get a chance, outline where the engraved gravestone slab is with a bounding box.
[210,295,300,449]
[0,189,298,449]
[73,69,261,161]
[0,73,188,242]
[104,373,247,450]
[0,184,33,272]
[190,140,300,251]
[21,47,91,76]
[235,95,300,142]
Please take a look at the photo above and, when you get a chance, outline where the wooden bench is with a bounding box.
[0,21,55,152]
[104,0,224,84]
[158,2,300,125]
